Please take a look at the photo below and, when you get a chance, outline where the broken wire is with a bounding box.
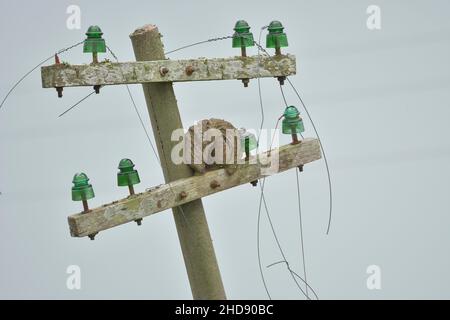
[0,41,84,111]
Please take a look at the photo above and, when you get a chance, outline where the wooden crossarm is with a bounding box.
[41,54,296,88]
[68,138,321,238]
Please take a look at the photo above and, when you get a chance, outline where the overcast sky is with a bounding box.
[0,0,449,299]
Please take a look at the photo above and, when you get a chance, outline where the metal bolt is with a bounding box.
[88,233,97,241]
[250,180,258,187]
[210,180,221,189]
[94,85,101,94]
[160,67,169,76]
[135,218,143,226]
[298,165,304,172]
[128,185,135,196]
[185,66,195,76]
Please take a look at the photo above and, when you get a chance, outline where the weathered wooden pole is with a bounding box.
[130,25,226,300]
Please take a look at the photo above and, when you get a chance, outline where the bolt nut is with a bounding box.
[185,66,195,76]
[159,67,169,76]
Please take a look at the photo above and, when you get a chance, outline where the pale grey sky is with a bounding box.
[0,0,449,299]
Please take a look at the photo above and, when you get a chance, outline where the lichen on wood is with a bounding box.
[41,54,296,88]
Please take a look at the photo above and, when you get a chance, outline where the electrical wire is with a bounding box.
[256,26,268,147]
[0,41,84,111]
[296,169,309,298]
[280,84,289,108]
[57,43,195,229]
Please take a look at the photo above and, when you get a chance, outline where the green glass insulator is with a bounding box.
[117,159,141,187]
[83,25,106,53]
[232,20,255,48]
[282,106,305,134]
[71,173,95,201]
[266,20,288,48]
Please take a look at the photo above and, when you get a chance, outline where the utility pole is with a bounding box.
[130,25,225,300]
[40,23,318,300]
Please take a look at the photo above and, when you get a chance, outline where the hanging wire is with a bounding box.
[256,26,268,147]
[0,41,84,111]
[8,32,329,297]
[255,26,273,299]
[117,31,317,298]
[279,84,289,108]
[259,179,318,300]
[53,36,245,230]
[254,26,317,300]
[272,47,313,293]
[249,34,333,235]
[256,94,316,300]
[286,77,333,235]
